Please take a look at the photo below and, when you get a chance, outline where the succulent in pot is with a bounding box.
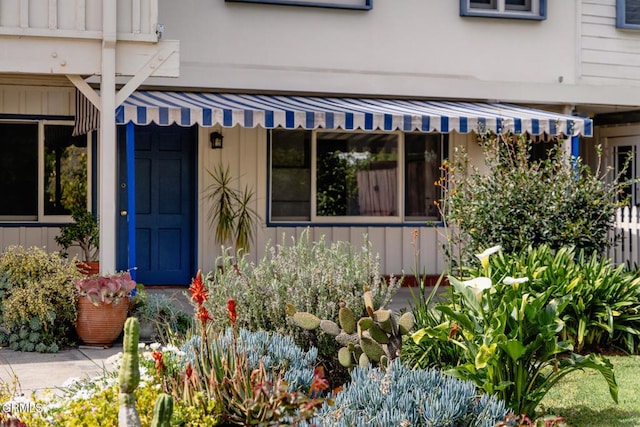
[76,272,136,306]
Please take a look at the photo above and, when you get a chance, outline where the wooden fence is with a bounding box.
[609,205,640,269]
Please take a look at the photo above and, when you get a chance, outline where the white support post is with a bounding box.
[99,0,118,274]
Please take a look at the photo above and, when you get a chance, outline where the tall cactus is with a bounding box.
[119,317,141,427]
[150,393,173,427]
[287,287,415,368]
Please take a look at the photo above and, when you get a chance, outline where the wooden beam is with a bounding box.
[66,74,101,111]
[116,45,178,105]
[0,37,179,77]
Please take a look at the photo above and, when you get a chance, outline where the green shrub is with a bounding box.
[0,246,81,351]
[445,134,629,263]
[23,376,164,426]
[473,245,640,354]
[201,229,399,383]
[401,278,464,370]
[412,248,618,417]
[303,359,508,427]
[129,288,192,343]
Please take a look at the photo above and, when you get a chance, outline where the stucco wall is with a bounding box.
[150,0,588,105]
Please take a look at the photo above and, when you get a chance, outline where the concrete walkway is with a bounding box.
[0,344,121,397]
[0,286,444,399]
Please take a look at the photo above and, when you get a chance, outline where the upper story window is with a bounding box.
[460,0,546,20]
[616,0,640,29]
[0,120,90,222]
[269,129,446,224]
[226,0,372,11]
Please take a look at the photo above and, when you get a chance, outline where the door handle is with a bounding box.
[120,210,127,217]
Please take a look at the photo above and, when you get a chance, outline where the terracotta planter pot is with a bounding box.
[75,296,129,347]
[77,261,100,276]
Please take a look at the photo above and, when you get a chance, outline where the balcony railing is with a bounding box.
[0,0,158,42]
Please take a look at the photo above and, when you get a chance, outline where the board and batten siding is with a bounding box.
[0,84,74,115]
[0,227,66,255]
[581,0,640,85]
[197,125,458,277]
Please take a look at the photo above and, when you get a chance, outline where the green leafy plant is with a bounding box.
[205,163,259,253]
[472,245,640,354]
[201,229,399,385]
[412,248,619,417]
[444,133,631,263]
[54,207,99,262]
[0,246,81,352]
[129,289,192,343]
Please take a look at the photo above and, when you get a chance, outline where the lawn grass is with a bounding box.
[538,355,640,426]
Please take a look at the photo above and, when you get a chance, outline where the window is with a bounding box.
[225,0,372,10]
[617,0,640,29]
[269,129,446,223]
[0,121,90,222]
[460,0,546,20]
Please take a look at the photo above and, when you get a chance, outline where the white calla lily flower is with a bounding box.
[475,245,502,269]
[461,277,492,297]
[503,276,529,285]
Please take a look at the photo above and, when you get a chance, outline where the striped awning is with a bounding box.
[116,91,593,137]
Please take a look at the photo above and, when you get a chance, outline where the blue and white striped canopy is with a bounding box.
[116,91,593,137]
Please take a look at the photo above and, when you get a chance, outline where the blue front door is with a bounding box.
[117,124,196,285]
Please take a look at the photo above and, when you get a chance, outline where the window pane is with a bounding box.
[470,0,497,9]
[0,123,38,219]
[44,125,88,215]
[270,130,311,220]
[616,145,637,206]
[405,134,442,219]
[505,0,531,11]
[626,0,640,25]
[316,132,398,217]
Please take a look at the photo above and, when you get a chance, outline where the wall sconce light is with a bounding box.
[210,131,224,149]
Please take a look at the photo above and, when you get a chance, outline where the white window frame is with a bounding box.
[0,119,92,223]
[268,129,447,225]
[460,0,546,20]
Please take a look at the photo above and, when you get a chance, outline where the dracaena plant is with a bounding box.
[412,247,619,417]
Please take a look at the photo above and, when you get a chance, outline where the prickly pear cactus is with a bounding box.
[150,393,173,427]
[119,317,141,427]
[288,287,415,369]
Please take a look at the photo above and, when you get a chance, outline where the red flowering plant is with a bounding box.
[75,271,136,306]
[162,270,328,425]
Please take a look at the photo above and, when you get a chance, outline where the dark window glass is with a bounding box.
[316,132,398,217]
[0,123,38,219]
[616,145,637,206]
[626,0,640,25]
[405,134,443,219]
[44,125,88,215]
[470,0,496,9]
[270,130,311,220]
[506,0,531,10]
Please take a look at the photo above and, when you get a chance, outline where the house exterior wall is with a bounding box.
[152,0,583,104]
[2,1,640,278]
[580,0,640,87]
[196,125,481,276]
